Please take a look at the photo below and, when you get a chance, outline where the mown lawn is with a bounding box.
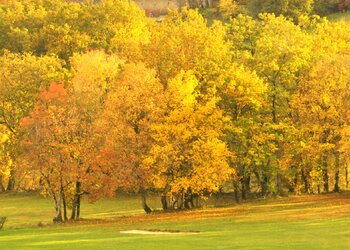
[1,193,350,249]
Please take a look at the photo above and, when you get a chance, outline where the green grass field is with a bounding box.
[1,192,350,249]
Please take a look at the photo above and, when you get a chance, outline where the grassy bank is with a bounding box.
[0,193,350,249]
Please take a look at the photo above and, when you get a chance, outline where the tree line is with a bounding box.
[0,0,350,222]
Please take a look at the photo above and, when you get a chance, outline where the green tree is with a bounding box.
[217,64,268,200]
[226,14,314,195]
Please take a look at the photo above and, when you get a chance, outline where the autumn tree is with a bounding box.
[291,55,350,193]
[0,0,88,59]
[0,0,149,61]
[20,83,79,222]
[225,14,314,195]
[0,52,66,191]
[65,50,124,219]
[93,62,166,212]
[217,64,268,200]
[75,0,151,61]
[20,82,110,222]
[144,8,230,86]
[142,71,233,210]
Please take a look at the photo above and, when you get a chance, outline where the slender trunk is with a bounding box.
[76,181,81,220]
[54,207,63,223]
[161,195,168,210]
[194,194,199,208]
[254,170,263,196]
[0,177,5,192]
[170,194,177,210]
[323,169,329,192]
[44,177,62,223]
[184,191,193,209]
[261,175,269,196]
[334,152,340,192]
[189,194,196,208]
[334,170,340,193]
[70,181,81,220]
[6,170,15,191]
[141,189,152,213]
[323,164,329,193]
[233,182,240,203]
[76,194,81,220]
[272,93,277,123]
[70,199,76,221]
[346,163,349,189]
[241,173,250,200]
[178,192,185,209]
[289,167,298,192]
[241,179,246,200]
[62,187,68,222]
[276,172,282,195]
[184,197,191,209]
[53,187,63,223]
[246,175,251,194]
[301,167,309,193]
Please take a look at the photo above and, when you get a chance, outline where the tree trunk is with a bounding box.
[276,172,282,195]
[272,93,277,123]
[334,170,340,193]
[0,178,5,192]
[233,182,240,203]
[6,170,15,191]
[334,152,340,192]
[141,190,152,213]
[184,191,194,209]
[76,194,81,220]
[70,199,77,221]
[53,208,63,223]
[246,175,251,194]
[53,188,63,223]
[289,168,298,193]
[241,175,250,200]
[178,192,185,209]
[320,154,329,193]
[76,181,81,220]
[241,181,246,200]
[43,176,62,223]
[184,198,191,209]
[70,181,81,220]
[323,168,329,193]
[189,194,196,208]
[254,170,267,196]
[161,195,168,210]
[346,163,349,189]
[62,188,68,222]
[301,167,309,193]
[261,175,269,196]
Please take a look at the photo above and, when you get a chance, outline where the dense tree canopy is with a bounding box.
[1,0,350,221]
